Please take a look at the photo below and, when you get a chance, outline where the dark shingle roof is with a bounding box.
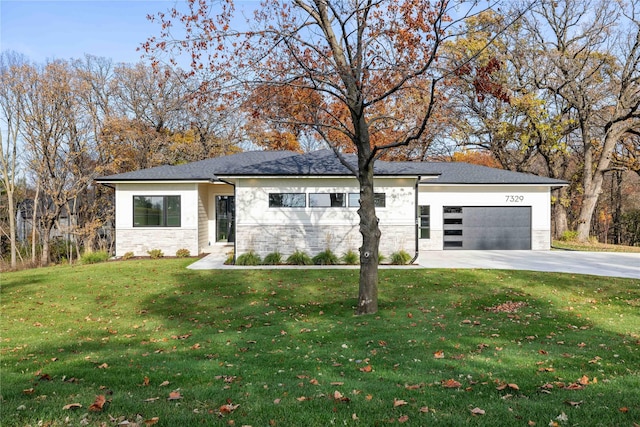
[95,150,299,182]
[96,149,566,186]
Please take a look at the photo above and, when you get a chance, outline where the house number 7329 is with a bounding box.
[505,195,524,203]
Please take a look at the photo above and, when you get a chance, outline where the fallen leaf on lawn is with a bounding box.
[218,403,239,415]
[332,390,350,402]
[62,403,82,410]
[159,380,170,387]
[419,406,430,413]
[393,398,408,407]
[23,388,35,394]
[564,400,583,407]
[433,350,445,359]
[359,365,372,372]
[97,363,108,369]
[564,383,584,390]
[309,378,320,385]
[88,395,107,412]
[470,407,485,416]
[619,407,629,413]
[144,417,160,426]
[167,391,182,400]
[352,413,359,420]
[38,373,52,381]
[273,398,281,404]
[578,375,589,385]
[441,379,462,388]
[398,414,409,423]
[296,396,308,401]
[330,382,344,386]
[508,383,520,390]
[405,383,422,390]
[191,343,201,350]
[528,421,536,426]
[142,376,150,386]
[556,412,568,422]
[144,397,160,402]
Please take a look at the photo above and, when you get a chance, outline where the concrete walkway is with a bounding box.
[188,250,640,279]
[417,250,640,279]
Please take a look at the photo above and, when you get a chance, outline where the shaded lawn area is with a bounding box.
[1,259,639,426]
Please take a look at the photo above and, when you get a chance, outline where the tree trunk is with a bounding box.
[6,190,16,269]
[356,157,380,315]
[551,188,569,240]
[576,130,621,241]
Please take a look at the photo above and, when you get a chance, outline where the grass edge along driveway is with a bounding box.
[1,259,639,426]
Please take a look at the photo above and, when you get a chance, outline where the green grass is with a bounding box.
[552,240,640,253]
[1,260,639,426]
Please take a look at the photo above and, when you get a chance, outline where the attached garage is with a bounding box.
[443,206,532,250]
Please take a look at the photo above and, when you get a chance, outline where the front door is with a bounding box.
[216,196,235,242]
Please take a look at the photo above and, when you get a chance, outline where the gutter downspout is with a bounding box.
[212,177,237,264]
[409,176,420,265]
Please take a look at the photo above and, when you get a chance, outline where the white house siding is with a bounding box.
[234,177,417,258]
[113,182,200,256]
[417,185,552,251]
[197,184,209,253]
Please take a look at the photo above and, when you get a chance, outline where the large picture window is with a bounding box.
[269,193,306,208]
[309,193,346,207]
[348,193,386,208]
[133,196,181,227]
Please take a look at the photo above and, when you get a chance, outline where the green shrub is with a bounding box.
[122,251,134,260]
[390,250,412,265]
[559,230,579,241]
[263,251,283,265]
[341,249,359,265]
[236,251,262,266]
[286,250,313,265]
[378,253,386,264]
[224,251,235,265]
[147,249,164,259]
[175,248,191,258]
[80,250,110,265]
[313,249,339,265]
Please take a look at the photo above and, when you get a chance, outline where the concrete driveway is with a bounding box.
[417,250,640,279]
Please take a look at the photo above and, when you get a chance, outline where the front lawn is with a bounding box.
[1,260,639,426]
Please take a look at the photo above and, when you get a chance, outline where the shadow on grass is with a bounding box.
[2,262,638,426]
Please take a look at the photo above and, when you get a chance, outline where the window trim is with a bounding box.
[309,192,346,208]
[268,192,306,208]
[348,192,386,208]
[419,205,430,239]
[133,195,181,228]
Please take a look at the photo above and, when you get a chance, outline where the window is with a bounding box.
[309,193,346,207]
[419,205,430,239]
[348,193,386,208]
[269,193,306,208]
[133,196,180,227]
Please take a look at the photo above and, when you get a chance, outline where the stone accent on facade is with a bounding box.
[235,224,415,259]
[116,228,198,257]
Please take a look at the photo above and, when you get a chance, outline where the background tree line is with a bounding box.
[1,0,639,271]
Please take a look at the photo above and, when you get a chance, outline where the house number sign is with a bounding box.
[505,195,525,203]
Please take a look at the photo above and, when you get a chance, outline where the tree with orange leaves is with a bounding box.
[144,0,520,314]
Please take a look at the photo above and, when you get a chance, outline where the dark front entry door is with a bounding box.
[216,196,235,242]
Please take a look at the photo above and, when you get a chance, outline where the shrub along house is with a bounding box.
[95,149,566,260]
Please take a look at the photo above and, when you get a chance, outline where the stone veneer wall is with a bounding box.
[235,224,415,258]
[116,228,198,257]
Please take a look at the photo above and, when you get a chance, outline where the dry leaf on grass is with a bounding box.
[62,403,82,410]
[88,395,107,412]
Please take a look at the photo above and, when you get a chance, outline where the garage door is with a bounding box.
[443,206,531,250]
